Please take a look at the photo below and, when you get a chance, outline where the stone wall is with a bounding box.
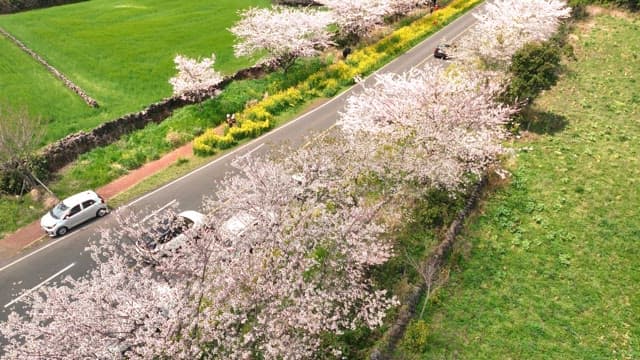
[370,176,488,360]
[0,27,99,107]
[40,61,278,173]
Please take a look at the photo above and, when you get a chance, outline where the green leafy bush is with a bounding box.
[503,40,563,106]
[193,129,220,156]
[401,320,430,353]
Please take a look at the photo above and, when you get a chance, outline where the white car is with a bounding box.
[221,211,257,238]
[136,210,206,254]
[40,190,109,237]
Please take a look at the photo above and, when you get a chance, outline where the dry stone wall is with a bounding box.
[370,176,488,360]
[0,27,99,107]
[40,61,278,173]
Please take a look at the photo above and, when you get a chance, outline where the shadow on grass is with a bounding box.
[520,109,568,135]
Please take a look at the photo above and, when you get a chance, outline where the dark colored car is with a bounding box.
[136,210,205,254]
[434,44,451,59]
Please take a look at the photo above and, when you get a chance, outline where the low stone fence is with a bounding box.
[0,0,85,14]
[0,27,99,108]
[370,175,488,359]
[40,61,278,173]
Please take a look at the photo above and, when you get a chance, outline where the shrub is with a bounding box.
[261,88,304,113]
[244,105,273,122]
[193,129,220,156]
[503,40,563,106]
[119,150,146,170]
[401,320,430,353]
[320,78,342,97]
[215,134,237,150]
[229,120,272,140]
[165,131,186,147]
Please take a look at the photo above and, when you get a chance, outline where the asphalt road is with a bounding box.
[0,5,482,325]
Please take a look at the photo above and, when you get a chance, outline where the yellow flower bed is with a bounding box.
[193,0,481,156]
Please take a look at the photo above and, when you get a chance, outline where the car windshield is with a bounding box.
[140,216,193,248]
[50,202,69,220]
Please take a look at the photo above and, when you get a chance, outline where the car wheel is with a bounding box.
[56,227,69,236]
[96,208,108,217]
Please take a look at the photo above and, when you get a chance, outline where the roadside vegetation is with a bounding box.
[397,8,640,359]
[0,0,593,358]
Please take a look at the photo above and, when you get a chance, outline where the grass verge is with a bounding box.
[396,10,640,359]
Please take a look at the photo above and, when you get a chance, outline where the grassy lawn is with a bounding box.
[396,11,640,359]
[0,0,268,144]
[0,33,93,136]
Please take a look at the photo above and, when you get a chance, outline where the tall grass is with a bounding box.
[397,12,640,359]
[0,0,269,144]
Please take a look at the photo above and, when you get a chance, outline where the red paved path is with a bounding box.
[0,143,193,261]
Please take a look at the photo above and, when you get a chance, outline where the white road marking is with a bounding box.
[236,143,265,160]
[4,262,76,308]
[0,234,70,273]
[140,199,177,223]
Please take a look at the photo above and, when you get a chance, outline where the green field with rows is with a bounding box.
[0,0,268,144]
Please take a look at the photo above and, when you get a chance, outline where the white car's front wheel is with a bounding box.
[96,208,108,217]
[56,226,69,236]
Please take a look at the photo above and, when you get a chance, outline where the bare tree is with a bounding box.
[0,101,49,195]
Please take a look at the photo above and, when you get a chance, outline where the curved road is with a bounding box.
[0,4,482,326]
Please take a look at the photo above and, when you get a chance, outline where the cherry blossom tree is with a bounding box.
[188,153,397,358]
[0,213,198,359]
[0,151,398,359]
[459,0,571,65]
[229,6,334,71]
[168,54,224,100]
[337,67,516,190]
[319,0,392,43]
[388,0,428,17]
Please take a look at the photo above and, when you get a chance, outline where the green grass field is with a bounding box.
[0,33,95,131]
[397,11,640,359]
[0,0,268,144]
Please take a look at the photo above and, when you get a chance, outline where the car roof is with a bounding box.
[62,190,100,206]
[222,211,257,237]
[177,210,205,225]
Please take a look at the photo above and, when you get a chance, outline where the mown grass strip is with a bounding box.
[397,11,640,359]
